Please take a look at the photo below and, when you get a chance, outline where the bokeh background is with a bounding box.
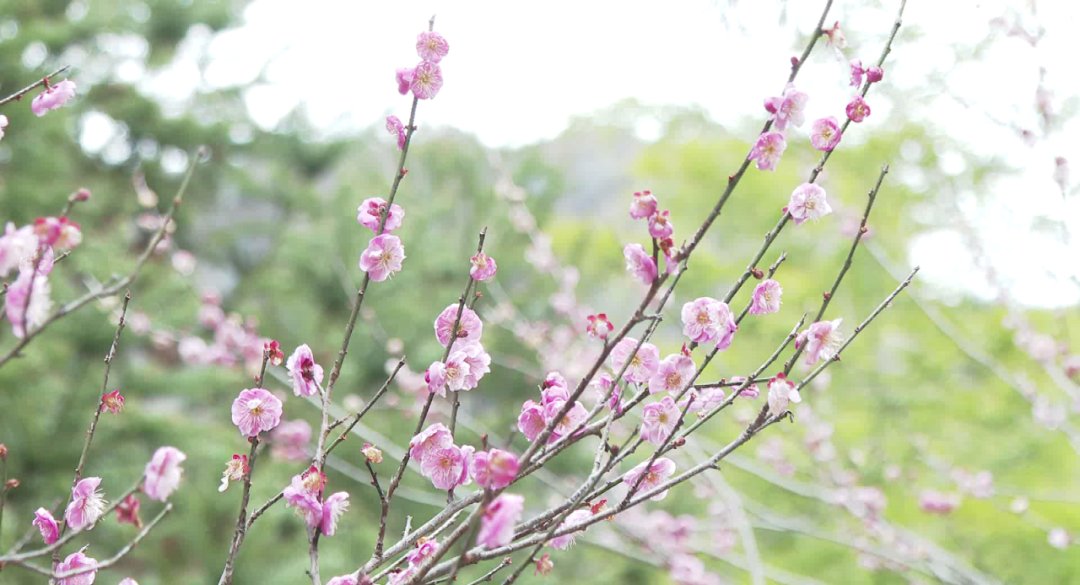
[0,0,1077,583]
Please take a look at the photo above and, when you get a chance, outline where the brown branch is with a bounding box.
[0,66,70,108]
[782,165,889,372]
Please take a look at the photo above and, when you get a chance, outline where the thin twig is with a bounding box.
[0,66,70,108]
[217,350,271,585]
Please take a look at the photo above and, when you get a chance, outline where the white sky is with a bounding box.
[136,0,1080,308]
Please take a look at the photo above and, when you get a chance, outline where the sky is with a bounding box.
[134,0,1080,308]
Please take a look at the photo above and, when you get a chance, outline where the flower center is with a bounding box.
[696,310,710,324]
[666,373,681,388]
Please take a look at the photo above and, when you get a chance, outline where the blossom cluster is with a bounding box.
[424,304,493,395]
[175,292,270,374]
[282,466,350,535]
[1,213,84,338]
[517,371,589,444]
[409,422,520,491]
[28,445,186,584]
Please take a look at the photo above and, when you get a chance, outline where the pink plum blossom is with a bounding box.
[680,297,735,345]
[407,540,440,567]
[649,354,696,394]
[796,318,844,364]
[458,341,491,389]
[4,267,52,339]
[410,61,443,99]
[54,547,97,585]
[540,384,569,407]
[286,344,323,397]
[610,337,660,383]
[866,66,884,83]
[230,388,283,438]
[65,477,106,532]
[34,216,81,250]
[143,446,186,502]
[518,400,546,442]
[31,79,76,117]
[386,115,406,150]
[396,68,414,95]
[424,358,456,396]
[471,448,520,489]
[748,131,787,171]
[810,117,842,152]
[586,313,614,339]
[648,210,674,239]
[434,303,483,347]
[477,494,524,549]
[823,21,846,48]
[470,252,498,281]
[421,444,469,490]
[357,197,406,236]
[749,279,783,315]
[732,376,761,398]
[283,474,323,528]
[422,360,445,396]
[544,371,568,392]
[545,400,589,442]
[683,386,725,415]
[541,372,569,404]
[270,419,312,461]
[359,234,406,281]
[32,508,59,544]
[629,190,658,219]
[787,183,832,225]
[846,95,871,122]
[623,243,657,285]
[764,83,808,131]
[592,373,622,413]
[549,509,592,550]
[357,197,405,234]
[0,222,38,277]
[919,490,960,515]
[320,491,350,536]
[388,568,417,585]
[641,397,681,445]
[409,423,453,464]
[849,59,865,87]
[416,31,449,63]
[101,389,125,414]
[767,373,801,415]
[623,457,677,500]
[115,494,141,528]
[328,577,364,585]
